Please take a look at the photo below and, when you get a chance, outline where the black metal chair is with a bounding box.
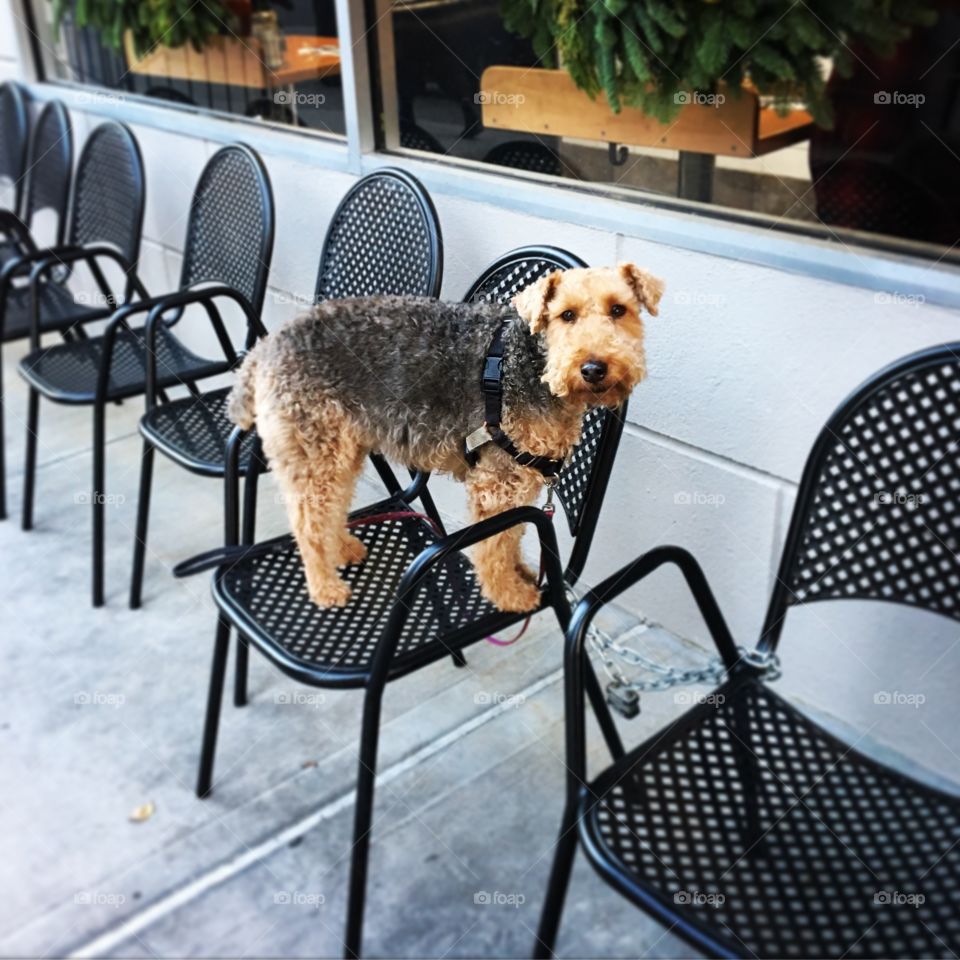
[163,145,447,686]
[0,118,141,520]
[0,98,71,265]
[188,246,629,958]
[130,167,444,717]
[536,342,960,959]
[0,81,29,249]
[18,143,274,608]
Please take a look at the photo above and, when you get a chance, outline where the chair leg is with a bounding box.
[21,387,39,531]
[92,400,106,607]
[234,635,249,707]
[534,800,580,959]
[344,686,386,959]
[197,615,231,798]
[129,440,155,609]
[234,463,260,707]
[451,650,467,668]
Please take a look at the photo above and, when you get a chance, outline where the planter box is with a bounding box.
[124,32,340,89]
[479,66,812,158]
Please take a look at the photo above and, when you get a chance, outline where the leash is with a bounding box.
[464,320,565,479]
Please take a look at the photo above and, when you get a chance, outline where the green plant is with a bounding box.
[51,0,231,56]
[501,0,937,127]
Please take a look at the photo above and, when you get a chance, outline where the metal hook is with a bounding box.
[608,142,628,166]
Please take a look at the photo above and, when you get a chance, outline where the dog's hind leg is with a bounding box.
[260,398,367,608]
[465,458,543,613]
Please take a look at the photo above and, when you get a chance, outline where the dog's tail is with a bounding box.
[228,347,259,430]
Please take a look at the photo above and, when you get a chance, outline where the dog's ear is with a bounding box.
[619,263,664,316]
[513,270,562,333]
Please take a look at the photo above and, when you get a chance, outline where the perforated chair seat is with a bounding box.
[213,499,531,688]
[581,674,960,959]
[2,280,105,342]
[140,387,261,477]
[19,324,228,404]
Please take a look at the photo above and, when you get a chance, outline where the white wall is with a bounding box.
[4,16,959,783]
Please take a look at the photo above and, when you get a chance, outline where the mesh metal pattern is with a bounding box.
[778,351,960,620]
[140,387,259,476]
[0,82,28,214]
[585,676,960,959]
[484,140,568,177]
[69,122,143,260]
[23,101,71,236]
[464,248,610,535]
[2,282,101,343]
[180,146,272,312]
[216,503,499,679]
[20,325,227,403]
[314,170,441,301]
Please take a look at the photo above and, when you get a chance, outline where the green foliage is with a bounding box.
[500,0,937,127]
[51,0,231,56]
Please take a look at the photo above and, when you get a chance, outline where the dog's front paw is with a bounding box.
[338,532,368,566]
[483,577,542,614]
[307,576,352,608]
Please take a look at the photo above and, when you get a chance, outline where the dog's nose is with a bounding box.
[580,360,607,384]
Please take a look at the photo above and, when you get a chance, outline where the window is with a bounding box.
[372,0,960,259]
[27,0,346,136]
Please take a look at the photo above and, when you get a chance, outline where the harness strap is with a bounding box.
[466,320,565,479]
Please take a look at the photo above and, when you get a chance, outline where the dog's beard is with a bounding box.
[543,353,645,408]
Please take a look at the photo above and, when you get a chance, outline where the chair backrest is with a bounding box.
[314,168,442,301]
[462,245,627,581]
[0,82,29,215]
[179,144,275,315]
[67,122,145,266]
[22,100,72,245]
[760,342,960,653]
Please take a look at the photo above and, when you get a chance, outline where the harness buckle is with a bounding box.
[482,356,503,391]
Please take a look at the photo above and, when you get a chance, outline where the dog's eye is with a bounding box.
[610,304,626,318]
[560,309,577,323]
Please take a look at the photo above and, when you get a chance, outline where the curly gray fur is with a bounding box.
[230,295,561,469]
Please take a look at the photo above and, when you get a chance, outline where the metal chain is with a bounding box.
[566,587,781,717]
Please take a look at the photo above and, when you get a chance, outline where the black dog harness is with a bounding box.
[463,320,565,479]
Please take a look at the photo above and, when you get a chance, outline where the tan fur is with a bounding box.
[245,264,660,612]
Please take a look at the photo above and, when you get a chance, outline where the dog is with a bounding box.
[228,263,663,612]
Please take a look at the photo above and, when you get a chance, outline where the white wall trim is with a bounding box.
[25,81,960,311]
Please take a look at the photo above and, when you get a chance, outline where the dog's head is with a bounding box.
[513,263,663,407]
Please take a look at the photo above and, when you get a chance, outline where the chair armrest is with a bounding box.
[143,285,262,409]
[365,507,571,688]
[0,210,36,251]
[22,246,151,348]
[568,545,740,676]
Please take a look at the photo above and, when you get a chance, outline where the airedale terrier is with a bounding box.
[229,263,663,612]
